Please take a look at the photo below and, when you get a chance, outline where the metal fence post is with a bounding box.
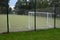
[34,0,36,31]
[7,0,9,33]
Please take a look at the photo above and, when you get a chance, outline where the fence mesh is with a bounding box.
[0,0,60,33]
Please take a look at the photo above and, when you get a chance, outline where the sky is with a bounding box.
[9,0,29,10]
[9,0,17,10]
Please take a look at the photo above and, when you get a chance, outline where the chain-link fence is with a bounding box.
[0,0,60,33]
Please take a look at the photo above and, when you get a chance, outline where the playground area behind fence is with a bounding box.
[0,13,60,33]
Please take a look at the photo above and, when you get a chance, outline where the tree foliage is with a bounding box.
[14,0,60,15]
[14,0,34,15]
[0,0,9,14]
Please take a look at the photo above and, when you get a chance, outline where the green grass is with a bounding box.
[0,14,60,32]
[0,28,60,40]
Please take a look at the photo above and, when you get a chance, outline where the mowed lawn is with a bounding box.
[0,14,60,32]
[0,29,60,40]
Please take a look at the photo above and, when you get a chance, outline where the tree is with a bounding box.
[0,0,9,14]
[14,0,34,15]
[36,0,42,9]
[49,0,60,7]
[42,0,49,8]
[8,7,12,14]
[14,0,60,15]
